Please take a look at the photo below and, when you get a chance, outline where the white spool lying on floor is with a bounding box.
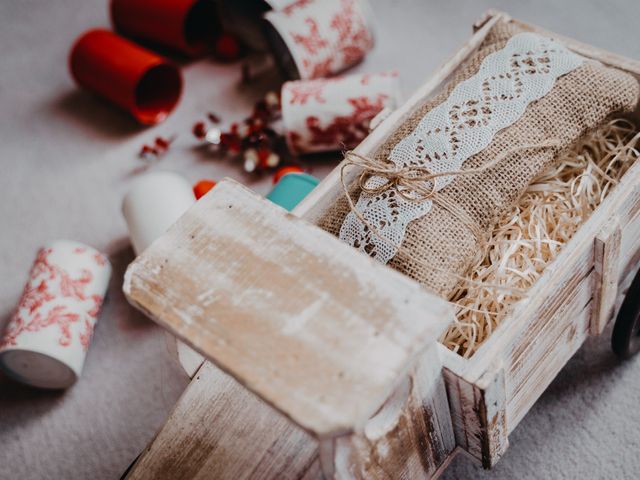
[0,240,111,389]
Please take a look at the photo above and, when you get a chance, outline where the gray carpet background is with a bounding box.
[0,1,639,478]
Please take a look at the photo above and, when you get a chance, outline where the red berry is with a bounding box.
[214,33,242,62]
[155,136,171,150]
[193,121,207,140]
[193,179,216,200]
[220,133,241,154]
[139,144,157,158]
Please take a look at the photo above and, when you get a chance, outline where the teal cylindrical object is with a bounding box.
[266,173,319,211]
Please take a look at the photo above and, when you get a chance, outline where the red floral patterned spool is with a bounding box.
[264,0,375,80]
[0,241,111,389]
[281,71,401,154]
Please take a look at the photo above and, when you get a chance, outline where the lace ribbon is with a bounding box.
[341,140,561,254]
[338,32,584,264]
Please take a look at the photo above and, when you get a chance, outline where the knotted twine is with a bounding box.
[340,140,561,294]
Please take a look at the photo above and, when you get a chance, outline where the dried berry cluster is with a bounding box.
[192,91,286,173]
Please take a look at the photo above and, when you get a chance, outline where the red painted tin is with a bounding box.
[69,29,182,125]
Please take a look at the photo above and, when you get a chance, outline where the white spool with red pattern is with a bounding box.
[281,71,401,154]
[264,0,375,79]
[0,241,111,389]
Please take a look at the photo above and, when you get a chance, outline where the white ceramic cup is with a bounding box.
[0,240,111,389]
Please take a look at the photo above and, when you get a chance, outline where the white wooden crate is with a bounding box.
[122,11,640,479]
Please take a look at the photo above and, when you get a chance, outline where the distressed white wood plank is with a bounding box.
[126,361,320,480]
[474,364,508,468]
[124,179,453,438]
[507,274,594,427]
[509,303,592,429]
[330,347,456,479]
[443,362,507,468]
[618,209,640,283]
[591,217,622,336]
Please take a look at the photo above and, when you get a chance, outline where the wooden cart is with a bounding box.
[122,11,640,479]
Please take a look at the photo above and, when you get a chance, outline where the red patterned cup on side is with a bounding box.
[281,71,401,154]
[0,241,111,389]
[265,0,375,79]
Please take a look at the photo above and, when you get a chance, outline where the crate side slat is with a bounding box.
[126,362,320,480]
[330,347,456,479]
[509,302,592,428]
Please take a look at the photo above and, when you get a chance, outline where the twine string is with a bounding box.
[339,139,562,294]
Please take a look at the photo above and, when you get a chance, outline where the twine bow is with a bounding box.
[339,138,562,293]
[343,139,562,202]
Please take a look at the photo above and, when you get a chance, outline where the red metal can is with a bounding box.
[110,0,220,57]
[69,29,183,125]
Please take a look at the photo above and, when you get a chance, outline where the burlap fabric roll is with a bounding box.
[319,21,639,297]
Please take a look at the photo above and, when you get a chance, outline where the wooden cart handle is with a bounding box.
[124,178,453,439]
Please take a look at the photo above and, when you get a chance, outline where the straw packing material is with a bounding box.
[442,119,640,358]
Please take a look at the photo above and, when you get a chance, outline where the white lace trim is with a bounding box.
[339,32,584,264]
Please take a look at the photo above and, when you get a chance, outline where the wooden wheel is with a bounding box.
[612,268,640,359]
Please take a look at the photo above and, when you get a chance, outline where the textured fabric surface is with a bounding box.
[337,31,586,267]
[321,21,640,296]
[1,1,640,479]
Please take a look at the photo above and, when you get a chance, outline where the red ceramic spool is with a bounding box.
[110,0,220,57]
[69,29,183,125]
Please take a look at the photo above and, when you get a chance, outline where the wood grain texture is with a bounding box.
[591,217,622,336]
[443,362,507,468]
[124,179,453,438]
[329,347,456,479]
[126,361,320,480]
